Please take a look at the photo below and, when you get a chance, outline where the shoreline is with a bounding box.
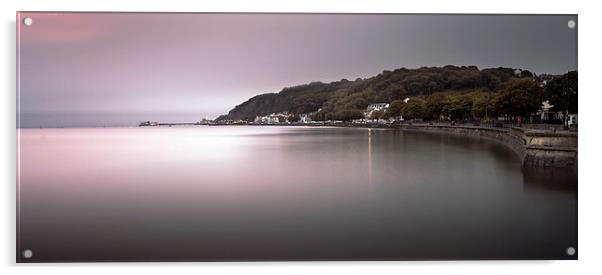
[390,124,577,170]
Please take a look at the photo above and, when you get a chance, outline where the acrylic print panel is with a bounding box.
[16,12,578,262]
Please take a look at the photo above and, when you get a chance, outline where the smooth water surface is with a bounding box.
[17,126,577,261]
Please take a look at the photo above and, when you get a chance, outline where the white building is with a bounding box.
[254,112,288,124]
[366,103,389,112]
[299,113,313,123]
[535,101,558,123]
[365,103,389,118]
[297,109,321,123]
[534,101,577,127]
[362,103,393,124]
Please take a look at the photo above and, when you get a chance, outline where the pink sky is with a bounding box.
[17,13,577,127]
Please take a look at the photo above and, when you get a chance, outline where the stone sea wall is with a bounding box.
[397,125,578,170]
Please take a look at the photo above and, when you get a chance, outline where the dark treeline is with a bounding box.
[218,66,576,125]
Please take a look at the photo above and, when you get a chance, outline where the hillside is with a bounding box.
[218,65,537,121]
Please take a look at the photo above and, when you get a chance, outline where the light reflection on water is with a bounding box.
[17,126,577,261]
[368,128,372,185]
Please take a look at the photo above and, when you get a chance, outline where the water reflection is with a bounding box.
[523,167,578,188]
[17,126,577,261]
[368,128,372,184]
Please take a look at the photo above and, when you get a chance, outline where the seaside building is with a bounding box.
[358,103,391,124]
[297,109,321,123]
[366,103,389,113]
[529,100,577,127]
[365,103,389,118]
[534,101,562,124]
[254,112,289,124]
[299,113,313,123]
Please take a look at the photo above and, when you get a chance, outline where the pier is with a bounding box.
[139,121,214,127]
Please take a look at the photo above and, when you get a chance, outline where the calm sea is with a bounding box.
[17,126,577,261]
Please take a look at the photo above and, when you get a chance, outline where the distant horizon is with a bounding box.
[18,13,577,127]
[17,64,576,128]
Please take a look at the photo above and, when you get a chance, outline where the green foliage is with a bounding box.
[443,94,473,121]
[425,92,447,120]
[382,100,405,119]
[470,92,495,120]
[544,71,577,114]
[401,98,426,120]
[492,79,543,117]
[310,110,326,121]
[288,114,301,123]
[380,84,407,102]
[481,67,522,90]
[543,71,577,128]
[220,66,537,121]
[370,110,385,120]
[225,81,354,121]
[334,109,365,121]
[310,109,364,121]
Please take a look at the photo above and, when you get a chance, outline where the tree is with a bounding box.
[311,110,326,121]
[401,98,426,120]
[369,110,384,120]
[288,114,301,123]
[382,100,404,119]
[222,66,536,121]
[425,92,448,120]
[492,78,543,121]
[334,109,365,121]
[544,71,577,129]
[470,92,494,121]
[443,95,468,120]
[443,94,473,121]
[381,84,406,102]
